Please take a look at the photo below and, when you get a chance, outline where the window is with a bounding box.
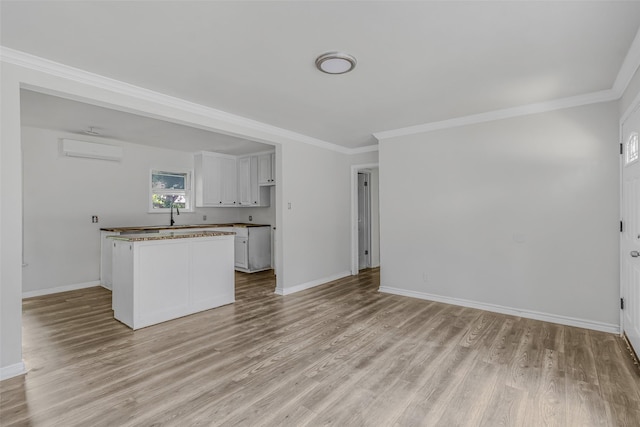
[626,132,639,165]
[150,170,193,212]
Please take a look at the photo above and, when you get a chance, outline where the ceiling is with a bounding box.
[19,90,273,155]
[3,1,640,150]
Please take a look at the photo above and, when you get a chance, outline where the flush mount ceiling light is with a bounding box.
[315,52,357,74]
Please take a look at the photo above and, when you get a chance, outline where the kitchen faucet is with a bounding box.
[170,201,180,226]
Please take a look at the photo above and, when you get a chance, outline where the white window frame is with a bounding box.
[626,132,639,166]
[149,169,194,213]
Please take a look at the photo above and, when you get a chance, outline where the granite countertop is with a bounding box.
[108,230,236,242]
[101,223,270,232]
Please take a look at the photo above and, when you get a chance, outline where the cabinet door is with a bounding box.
[249,156,260,205]
[237,157,252,206]
[270,152,276,185]
[258,153,274,185]
[203,154,223,205]
[220,157,237,206]
[195,153,223,207]
[234,236,248,268]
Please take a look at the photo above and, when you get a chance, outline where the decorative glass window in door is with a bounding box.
[626,132,638,165]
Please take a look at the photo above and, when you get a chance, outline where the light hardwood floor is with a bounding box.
[1,268,640,426]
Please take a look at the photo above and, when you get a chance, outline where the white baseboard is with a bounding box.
[1,361,26,381]
[378,286,620,334]
[22,280,102,299]
[275,271,351,296]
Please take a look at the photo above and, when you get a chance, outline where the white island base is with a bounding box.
[111,232,235,330]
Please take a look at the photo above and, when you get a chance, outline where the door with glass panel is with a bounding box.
[622,102,640,355]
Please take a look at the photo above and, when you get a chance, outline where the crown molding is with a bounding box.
[375,27,640,141]
[348,144,379,154]
[0,46,355,154]
[5,32,640,153]
[374,89,619,141]
[613,26,640,96]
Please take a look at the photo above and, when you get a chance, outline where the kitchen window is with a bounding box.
[150,170,193,212]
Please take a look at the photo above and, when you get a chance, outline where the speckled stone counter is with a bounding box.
[107,230,235,242]
[101,223,269,232]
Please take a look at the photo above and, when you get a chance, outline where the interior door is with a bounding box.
[358,172,371,270]
[622,103,640,355]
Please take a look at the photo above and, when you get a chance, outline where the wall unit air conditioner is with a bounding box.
[61,139,123,161]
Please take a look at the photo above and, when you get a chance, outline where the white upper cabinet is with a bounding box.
[195,152,237,207]
[238,155,270,207]
[237,157,253,206]
[220,156,237,206]
[258,153,275,186]
[196,151,273,207]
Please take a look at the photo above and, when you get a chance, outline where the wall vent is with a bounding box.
[61,139,123,161]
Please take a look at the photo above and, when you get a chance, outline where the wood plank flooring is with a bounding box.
[2,268,640,426]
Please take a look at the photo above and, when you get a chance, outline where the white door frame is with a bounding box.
[620,92,640,342]
[351,163,379,275]
[358,171,372,270]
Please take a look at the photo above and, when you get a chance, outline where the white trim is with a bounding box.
[349,144,379,154]
[0,47,352,154]
[4,44,639,153]
[0,361,27,381]
[237,149,276,159]
[274,271,351,296]
[613,27,640,96]
[374,90,618,141]
[22,280,101,299]
[350,163,379,275]
[379,286,620,334]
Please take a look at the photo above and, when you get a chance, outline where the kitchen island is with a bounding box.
[109,230,235,330]
[101,223,271,287]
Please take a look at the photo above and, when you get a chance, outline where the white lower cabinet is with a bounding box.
[111,234,235,330]
[234,235,248,269]
[233,226,271,273]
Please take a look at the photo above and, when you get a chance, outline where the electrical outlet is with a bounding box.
[91,215,99,223]
[249,215,253,221]
[202,215,207,221]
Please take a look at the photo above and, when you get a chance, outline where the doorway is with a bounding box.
[621,100,640,356]
[358,172,372,270]
[350,163,380,275]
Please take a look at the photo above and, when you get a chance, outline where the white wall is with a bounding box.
[1,62,24,379]
[621,62,640,116]
[243,186,275,226]
[379,102,620,331]
[370,168,381,268]
[277,141,353,294]
[21,126,247,293]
